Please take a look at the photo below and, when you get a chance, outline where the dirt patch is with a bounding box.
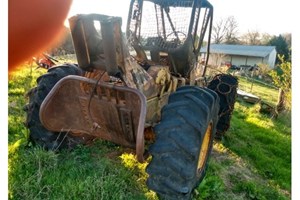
[212,142,259,185]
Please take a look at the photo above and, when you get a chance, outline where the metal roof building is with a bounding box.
[201,44,277,68]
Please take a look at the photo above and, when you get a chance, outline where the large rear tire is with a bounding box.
[146,86,219,199]
[207,74,238,139]
[24,64,94,150]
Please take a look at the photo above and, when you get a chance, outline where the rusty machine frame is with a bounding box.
[25,0,236,199]
[39,0,214,162]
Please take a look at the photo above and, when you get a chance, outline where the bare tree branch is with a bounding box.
[224,16,239,44]
[240,30,261,45]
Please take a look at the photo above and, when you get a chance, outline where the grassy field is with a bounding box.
[8,61,291,199]
[237,76,279,106]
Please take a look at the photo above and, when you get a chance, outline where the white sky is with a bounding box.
[66,0,294,36]
[209,0,294,36]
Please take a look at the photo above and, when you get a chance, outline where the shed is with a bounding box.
[201,44,277,68]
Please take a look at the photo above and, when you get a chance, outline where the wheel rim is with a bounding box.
[197,122,212,175]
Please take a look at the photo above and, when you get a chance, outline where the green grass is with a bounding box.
[9,141,153,200]
[8,65,157,200]
[225,102,291,189]
[8,66,43,144]
[8,61,291,199]
[237,76,279,106]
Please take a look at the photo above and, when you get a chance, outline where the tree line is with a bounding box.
[212,16,291,63]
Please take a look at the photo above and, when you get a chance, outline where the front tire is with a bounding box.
[24,64,94,150]
[146,86,219,199]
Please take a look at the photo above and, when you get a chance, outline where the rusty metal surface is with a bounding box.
[69,15,105,72]
[69,14,160,100]
[40,75,147,162]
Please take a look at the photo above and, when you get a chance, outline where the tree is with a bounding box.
[212,18,227,44]
[240,30,261,45]
[282,33,291,48]
[212,16,239,44]
[267,35,290,63]
[224,16,239,44]
[269,54,291,111]
[260,33,272,45]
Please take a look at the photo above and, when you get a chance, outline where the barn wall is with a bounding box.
[206,54,231,67]
[230,55,249,66]
[206,54,276,68]
[207,54,263,67]
[232,56,263,66]
[267,49,277,68]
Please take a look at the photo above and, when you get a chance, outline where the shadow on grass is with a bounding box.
[187,101,291,200]
[222,102,291,192]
